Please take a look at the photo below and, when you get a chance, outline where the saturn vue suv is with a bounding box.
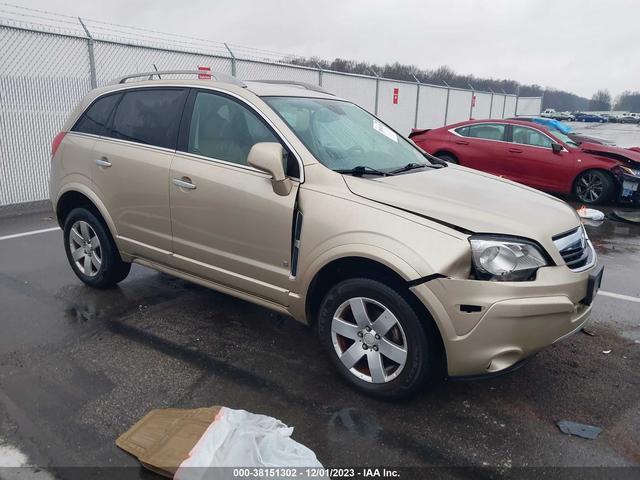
[49,71,603,399]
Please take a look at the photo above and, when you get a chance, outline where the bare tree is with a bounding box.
[589,89,612,111]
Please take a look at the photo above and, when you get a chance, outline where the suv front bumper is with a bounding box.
[410,264,601,377]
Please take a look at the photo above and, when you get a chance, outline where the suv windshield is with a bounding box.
[263,97,429,173]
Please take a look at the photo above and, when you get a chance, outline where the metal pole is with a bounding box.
[489,88,494,118]
[443,80,451,125]
[224,43,237,77]
[514,86,520,116]
[315,62,323,87]
[371,70,381,115]
[501,90,507,119]
[467,82,475,120]
[412,73,420,128]
[78,17,96,89]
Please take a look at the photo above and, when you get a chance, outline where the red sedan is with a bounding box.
[409,119,640,204]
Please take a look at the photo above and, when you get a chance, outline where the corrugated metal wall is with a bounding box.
[0,23,542,206]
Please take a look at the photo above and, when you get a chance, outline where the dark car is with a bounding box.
[574,113,606,123]
[409,119,640,204]
[618,116,640,124]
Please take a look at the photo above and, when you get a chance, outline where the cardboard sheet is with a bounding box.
[116,406,221,478]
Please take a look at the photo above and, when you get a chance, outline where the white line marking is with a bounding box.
[598,290,640,303]
[0,227,60,241]
[1,226,639,305]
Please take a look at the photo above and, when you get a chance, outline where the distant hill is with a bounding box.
[288,56,590,112]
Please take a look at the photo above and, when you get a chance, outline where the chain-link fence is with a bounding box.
[0,4,542,206]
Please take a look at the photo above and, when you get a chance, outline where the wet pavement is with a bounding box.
[0,203,638,477]
[566,121,640,148]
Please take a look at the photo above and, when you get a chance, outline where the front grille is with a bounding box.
[552,227,593,271]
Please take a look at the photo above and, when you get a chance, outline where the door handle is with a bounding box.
[95,158,112,167]
[508,148,523,153]
[172,177,197,190]
[455,140,469,145]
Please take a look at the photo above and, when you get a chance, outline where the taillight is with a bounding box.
[51,132,67,158]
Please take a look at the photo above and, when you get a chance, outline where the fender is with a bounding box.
[287,242,427,322]
[54,181,127,257]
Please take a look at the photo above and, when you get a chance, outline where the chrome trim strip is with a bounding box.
[569,240,597,272]
[449,122,568,152]
[173,150,270,177]
[552,227,597,272]
[83,83,306,183]
[553,227,585,252]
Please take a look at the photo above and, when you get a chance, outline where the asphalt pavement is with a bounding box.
[0,201,638,478]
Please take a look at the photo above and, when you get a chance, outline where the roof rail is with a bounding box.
[114,70,246,87]
[253,80,334,95]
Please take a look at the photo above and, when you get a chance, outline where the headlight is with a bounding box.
[617,165,640,177]
[469,236,549,281]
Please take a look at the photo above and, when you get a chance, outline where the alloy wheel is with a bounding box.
[331,297,408,384]
[69,220,102,277]
[576,173,604,203]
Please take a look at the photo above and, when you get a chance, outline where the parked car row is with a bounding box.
[541,108,640,123]
[410,118,640,205]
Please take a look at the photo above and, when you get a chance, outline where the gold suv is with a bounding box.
[50,71,603,398]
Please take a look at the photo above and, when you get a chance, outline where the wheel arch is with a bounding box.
[55,185,118,244]
[304,255,447,376]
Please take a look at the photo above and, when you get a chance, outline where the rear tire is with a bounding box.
[317,278,436,399]
[63,207,131,288]
[435,153,459,164]
[573,170,616,205]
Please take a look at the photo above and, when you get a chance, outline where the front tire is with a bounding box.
[573,170,616,205]
[317,278,436,399]
[63,207,131,288]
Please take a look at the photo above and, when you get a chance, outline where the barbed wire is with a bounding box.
[0,1,305,62]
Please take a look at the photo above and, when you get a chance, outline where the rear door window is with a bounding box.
[109,89,188,149]
[72,94,121,136]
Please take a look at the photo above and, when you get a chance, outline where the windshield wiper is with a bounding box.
[333,166,392,177]
[388,162,429,174]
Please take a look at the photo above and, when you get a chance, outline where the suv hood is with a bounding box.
[343,166,580,240]
[580,142,640,167]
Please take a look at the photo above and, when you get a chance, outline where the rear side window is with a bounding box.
[461,123,506,141]
[110,89,187,149]
[72,94,120,136]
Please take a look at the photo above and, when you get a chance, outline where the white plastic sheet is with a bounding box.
[175,407,324,480]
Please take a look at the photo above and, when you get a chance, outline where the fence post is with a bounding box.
[315,62,323,87]
[443,80,451,125]
[467,82,476,120]
[501,89,507,118]
[224,43,237,77]
[371,69,381,115]
[514,86,520,116]
[78,17,97,89]
[489,88,494,118]
[412,74,420,128]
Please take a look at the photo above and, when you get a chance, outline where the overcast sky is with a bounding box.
[17,0,639,98]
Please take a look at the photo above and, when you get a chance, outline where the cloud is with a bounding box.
[18,0,640,98]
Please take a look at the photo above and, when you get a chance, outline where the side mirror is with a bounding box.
[247,142,292,196]
[551,143,563,153]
